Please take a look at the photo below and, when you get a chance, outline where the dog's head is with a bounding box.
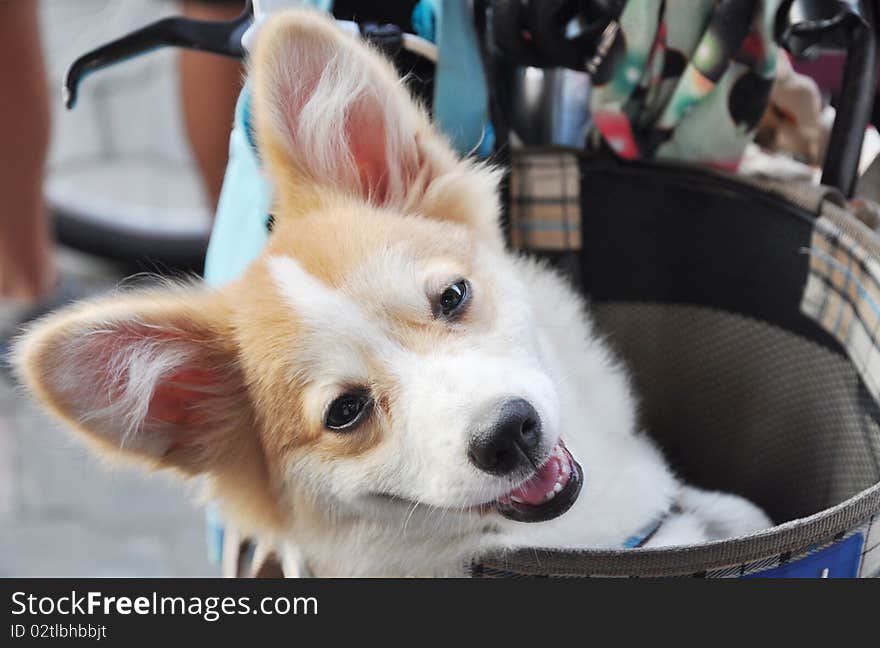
[14,10,582,539]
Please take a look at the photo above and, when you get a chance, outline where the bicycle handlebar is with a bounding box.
[64,0,254,109]
[63,0,438,110]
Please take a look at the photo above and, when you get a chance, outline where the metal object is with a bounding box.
[64,0,254,109]
[508,66,592,148]
[777,0,878,197]
[62,0,438,111]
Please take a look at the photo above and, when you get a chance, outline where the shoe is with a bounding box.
[0,277,86,382]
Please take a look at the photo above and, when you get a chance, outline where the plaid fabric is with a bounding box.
[509,150,581,251]
[801,213,880,402]
[797,202,880,579]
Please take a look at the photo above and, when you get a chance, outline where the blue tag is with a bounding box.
[744,533,864,578]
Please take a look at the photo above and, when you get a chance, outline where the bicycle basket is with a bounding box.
[472,152,880,578]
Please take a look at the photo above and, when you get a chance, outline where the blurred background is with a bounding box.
[0,0,242,577]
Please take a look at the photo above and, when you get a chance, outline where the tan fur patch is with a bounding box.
[14,9,509,548]
[222,196,504,469]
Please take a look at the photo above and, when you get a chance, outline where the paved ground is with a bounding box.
[0,0,218,577]
[0,248,218,577]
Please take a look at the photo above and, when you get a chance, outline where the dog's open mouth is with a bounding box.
[493,442,583,523]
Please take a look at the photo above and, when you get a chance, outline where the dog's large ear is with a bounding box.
[251,10,502,244]
[14,290,250,476]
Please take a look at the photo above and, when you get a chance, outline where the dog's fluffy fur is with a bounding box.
[14,10,771,577]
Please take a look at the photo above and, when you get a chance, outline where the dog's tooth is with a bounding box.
[511,495,524,504]
[553,481,563,493]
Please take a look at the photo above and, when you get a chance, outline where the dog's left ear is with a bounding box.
[13,290,251,476]
[251,9,503,245]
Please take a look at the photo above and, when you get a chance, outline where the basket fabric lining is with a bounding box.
[474,302,880,577]
[597,303,880,523]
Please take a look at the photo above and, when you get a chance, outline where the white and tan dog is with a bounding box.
[14,10,770,577]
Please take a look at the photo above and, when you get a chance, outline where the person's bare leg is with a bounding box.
[0,1,53,303]
[179,1,245,213]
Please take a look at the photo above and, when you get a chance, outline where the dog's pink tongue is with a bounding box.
[509,451,568,506]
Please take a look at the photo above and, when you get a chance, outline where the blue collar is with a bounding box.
[623,504,682,549]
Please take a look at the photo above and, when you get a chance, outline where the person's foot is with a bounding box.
[0,277,85,381]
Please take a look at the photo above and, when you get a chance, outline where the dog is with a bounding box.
[14,10,771,577]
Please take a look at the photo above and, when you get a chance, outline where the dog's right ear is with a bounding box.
[250,9,504,246]
[13,289,251,476]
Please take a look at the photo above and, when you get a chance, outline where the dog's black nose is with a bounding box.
[468,398,541,475]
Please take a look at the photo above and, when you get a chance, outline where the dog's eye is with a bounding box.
[436,279,470,319]
[325,392,372,431]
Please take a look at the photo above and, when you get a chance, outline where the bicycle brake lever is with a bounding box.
[64,0,254,109]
